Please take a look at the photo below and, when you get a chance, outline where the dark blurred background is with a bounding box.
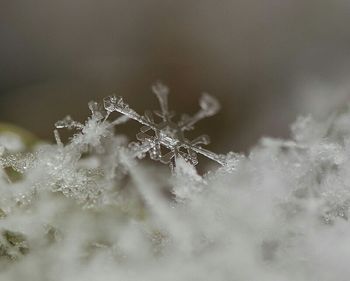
[1,0,350,153]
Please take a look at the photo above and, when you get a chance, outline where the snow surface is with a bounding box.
[1,92,350,281]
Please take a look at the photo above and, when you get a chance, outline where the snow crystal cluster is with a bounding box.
[0,85,350,281]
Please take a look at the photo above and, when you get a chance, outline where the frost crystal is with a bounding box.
[1,85,350,281]
[103,82,234,168]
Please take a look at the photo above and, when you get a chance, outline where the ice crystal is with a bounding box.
[2,84,350,281]
[103,82,234,169]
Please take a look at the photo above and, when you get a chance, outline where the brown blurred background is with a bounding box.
[1,0,350,153]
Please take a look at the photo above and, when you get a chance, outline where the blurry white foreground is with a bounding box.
[0,95,350,281]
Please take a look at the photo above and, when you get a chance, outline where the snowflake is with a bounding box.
[103,82,236,168]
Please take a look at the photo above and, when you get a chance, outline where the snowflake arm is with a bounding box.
[184,143,227,166]
[152,82,173,121]
[179,93,220,131]
[104,96,157,130]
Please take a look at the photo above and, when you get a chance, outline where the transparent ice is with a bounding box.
[1,85,350,281]
[103,82,236,169]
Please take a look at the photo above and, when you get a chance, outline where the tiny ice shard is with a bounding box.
[103,82,237,168]
[55,116,83,130]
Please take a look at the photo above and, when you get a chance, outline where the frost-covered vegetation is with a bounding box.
[0,87,350,281]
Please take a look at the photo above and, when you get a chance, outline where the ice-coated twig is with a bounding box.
[103,82,236,169]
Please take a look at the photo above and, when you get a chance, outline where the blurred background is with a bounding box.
[1,0,350,153]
